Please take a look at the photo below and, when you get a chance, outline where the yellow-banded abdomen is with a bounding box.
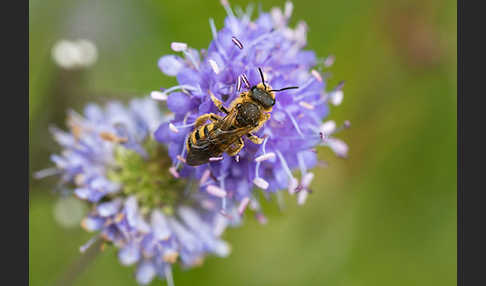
[187,123,214,147]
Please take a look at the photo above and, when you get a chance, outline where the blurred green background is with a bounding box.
[29,0,456,285]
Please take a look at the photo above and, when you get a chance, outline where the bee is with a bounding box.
[185,68,298,166]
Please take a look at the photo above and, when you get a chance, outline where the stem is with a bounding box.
[54,237,103,286]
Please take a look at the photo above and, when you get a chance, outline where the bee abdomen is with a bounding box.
[191,123,214,144]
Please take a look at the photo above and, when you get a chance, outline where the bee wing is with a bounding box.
[218,108,238,130]
[186,140,213,165]
[186,110,253,166]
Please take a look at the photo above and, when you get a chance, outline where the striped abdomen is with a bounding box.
[189,123,214,146]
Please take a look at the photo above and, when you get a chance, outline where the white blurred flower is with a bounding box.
[53,196,86,228]
[51,39,98,70]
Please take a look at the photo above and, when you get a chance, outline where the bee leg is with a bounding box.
[194,113,221,128]
[246,133,264,144]
[209,91,230,114]
[209,113,222,121]
[227,138,244,156]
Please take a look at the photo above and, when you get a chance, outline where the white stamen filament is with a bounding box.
[209,156,223,162]
[238,197,250,215]
[209,18,218,39]
[288,177,299,194]
[302,172,314,187]
[284,1,294,18]
[331,90,344,106]
[311,69,323,82]
[249,198,260,211]
[172,122,196,129]
[241,73,250,88]
[276,150,298,191]
[276,191,285,210]
[297,152,308,175]
[236,75,242,91]
[327,138,348,158]
[175,134,189,170]
[324,54,335,67]
[256,213,268,224]
[284,109,304,137]
[208,18,230,61]
[182,50,200,70]
[164,84,199,94]
[299,101,315,110]
[171,42,187,52]
[200,169,211,185]
[34,167,61,179]
[79,236,99,253]
[244,3,254,22]
[208,59,220,74]
[169,167,180,178]
[253,177,269,190]
[176,155,186,163]
[222,197,227,212]
[321,120,336,135]
[255,161,262,178]
[234,31,277,62]
[165,265,175,286]
[297,190,308,205]
[150,91,168,101]
[254,152,276,162]
[231,36,244,49]
[221,0,239,33]
[169,123,179,133]
[262,136,269,153]
[206,185,227,198]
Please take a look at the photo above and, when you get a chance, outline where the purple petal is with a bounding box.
[158,55,184,76]
[119,243,140,266]
[97,199,122,217]
[151,210,171,240]
[136,261,156,285]
[167,92,192,115]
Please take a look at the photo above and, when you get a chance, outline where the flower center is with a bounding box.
[107,139,186,215]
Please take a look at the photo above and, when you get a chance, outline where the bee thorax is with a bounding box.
[236,102,260,127]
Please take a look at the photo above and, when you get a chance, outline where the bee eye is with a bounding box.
[251,88,274,108]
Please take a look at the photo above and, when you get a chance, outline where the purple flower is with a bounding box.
[153,1,349,219]
[42,98,238,285]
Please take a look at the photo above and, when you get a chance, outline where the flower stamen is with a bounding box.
[169,166,180,178]
[99,132,128,143]
[151,91,168,101]
[206,185,227,198]
[208,59,221,74]
[209,156,223,162]
[168,123,179,133]
[299,101,315,110]
[231,36,244,49]
[254,152,276,162]
[240,73,250,88]
[253,177,269,190]
[238,197,250,215]
[171,42,187,52]
[200,169,211,185]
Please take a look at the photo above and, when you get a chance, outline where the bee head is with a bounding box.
[251,67,299,109]
[250,85,275,109]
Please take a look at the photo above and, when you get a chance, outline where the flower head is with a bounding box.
[154,1,348,218]
[45,98,235,285]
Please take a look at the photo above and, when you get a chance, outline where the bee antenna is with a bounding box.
[269,86,299,92]
[258,67,267,90]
